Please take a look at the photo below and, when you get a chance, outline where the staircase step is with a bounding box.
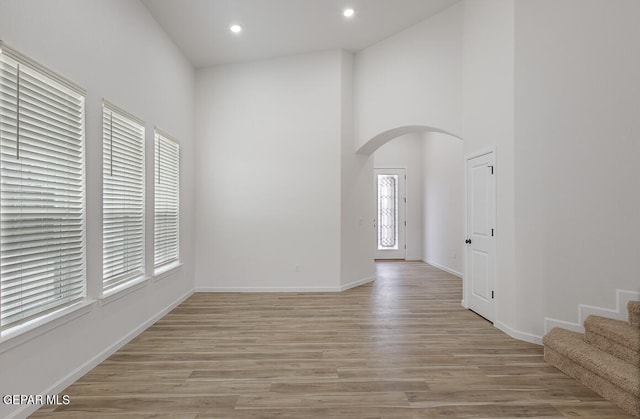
[543,328,640,417]
[584,315,640,367]
[629,301,640,327]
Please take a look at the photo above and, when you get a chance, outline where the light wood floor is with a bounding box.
[32,262,632,418]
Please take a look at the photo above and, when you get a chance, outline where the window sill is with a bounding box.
[100,276,151,307]
[0,300,95,355]
[154,262,183,282]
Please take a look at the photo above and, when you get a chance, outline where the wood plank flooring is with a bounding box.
[32,262,632,418]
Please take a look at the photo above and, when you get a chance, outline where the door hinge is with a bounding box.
[491,291,495,299]
[491,228,494,237]
[403,197,406,203]
[404,221,407,226]
[488,165,494,174]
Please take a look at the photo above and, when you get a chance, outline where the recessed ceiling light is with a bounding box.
[343,8,355,18]
[230,24,242,33]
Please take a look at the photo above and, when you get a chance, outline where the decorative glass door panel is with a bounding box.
[374,168,406,260]
[377,174,398,250]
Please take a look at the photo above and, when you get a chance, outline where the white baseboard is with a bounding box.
[423,259,463,278]
[195,285,342,292]
[196,276,376,294]
[341,276,375,291]
[495,320,543,346]
[8,289,193,419]
[544,288,640,335]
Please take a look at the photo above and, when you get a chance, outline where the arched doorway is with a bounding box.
[356,125,461,156]
[358,125,464,262]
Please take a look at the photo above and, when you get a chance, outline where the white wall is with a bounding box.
[353,0,466,280]
[462,0,519,339]
[373,133,424,261]
[0,0,195,417]
[354,0,640,344]
[423,132,464,276]
[339,51,375,289]
[354,2,463,150]
[514,0,640,335]
[194,50,344,291]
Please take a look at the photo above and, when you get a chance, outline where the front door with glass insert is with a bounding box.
[374,168,406,260]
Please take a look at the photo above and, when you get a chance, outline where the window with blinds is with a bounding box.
[102,103,145,292]
[0,44,86,331]
[154,131,179,271]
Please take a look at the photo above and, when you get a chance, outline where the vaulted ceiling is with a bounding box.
[141,0,460,68]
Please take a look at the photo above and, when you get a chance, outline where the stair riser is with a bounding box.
[544,346,639,417]
[585,331,640,368]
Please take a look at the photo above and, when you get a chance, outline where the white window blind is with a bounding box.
[102,103,144,292]
[154,131,179,270]
[0,44,86,331]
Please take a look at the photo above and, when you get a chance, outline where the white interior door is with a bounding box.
[465,150,496,322]
[374,168,406,260]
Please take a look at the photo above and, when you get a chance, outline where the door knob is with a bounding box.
[465,239,472,244]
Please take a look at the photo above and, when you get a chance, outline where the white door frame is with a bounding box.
[463,146,497,322]
[374,168,406,260]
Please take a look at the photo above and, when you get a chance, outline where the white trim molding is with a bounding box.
[544,288,640,335]
[465,145,497,161]
[196,277,376,294]
[196,286,342,293]
[424,259,462,278]
[340,276,375,291]
[195,276,375,293]
[495,320,542,346]
[0,301,95,355]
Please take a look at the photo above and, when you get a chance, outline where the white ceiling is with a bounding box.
[141,0,460,68]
